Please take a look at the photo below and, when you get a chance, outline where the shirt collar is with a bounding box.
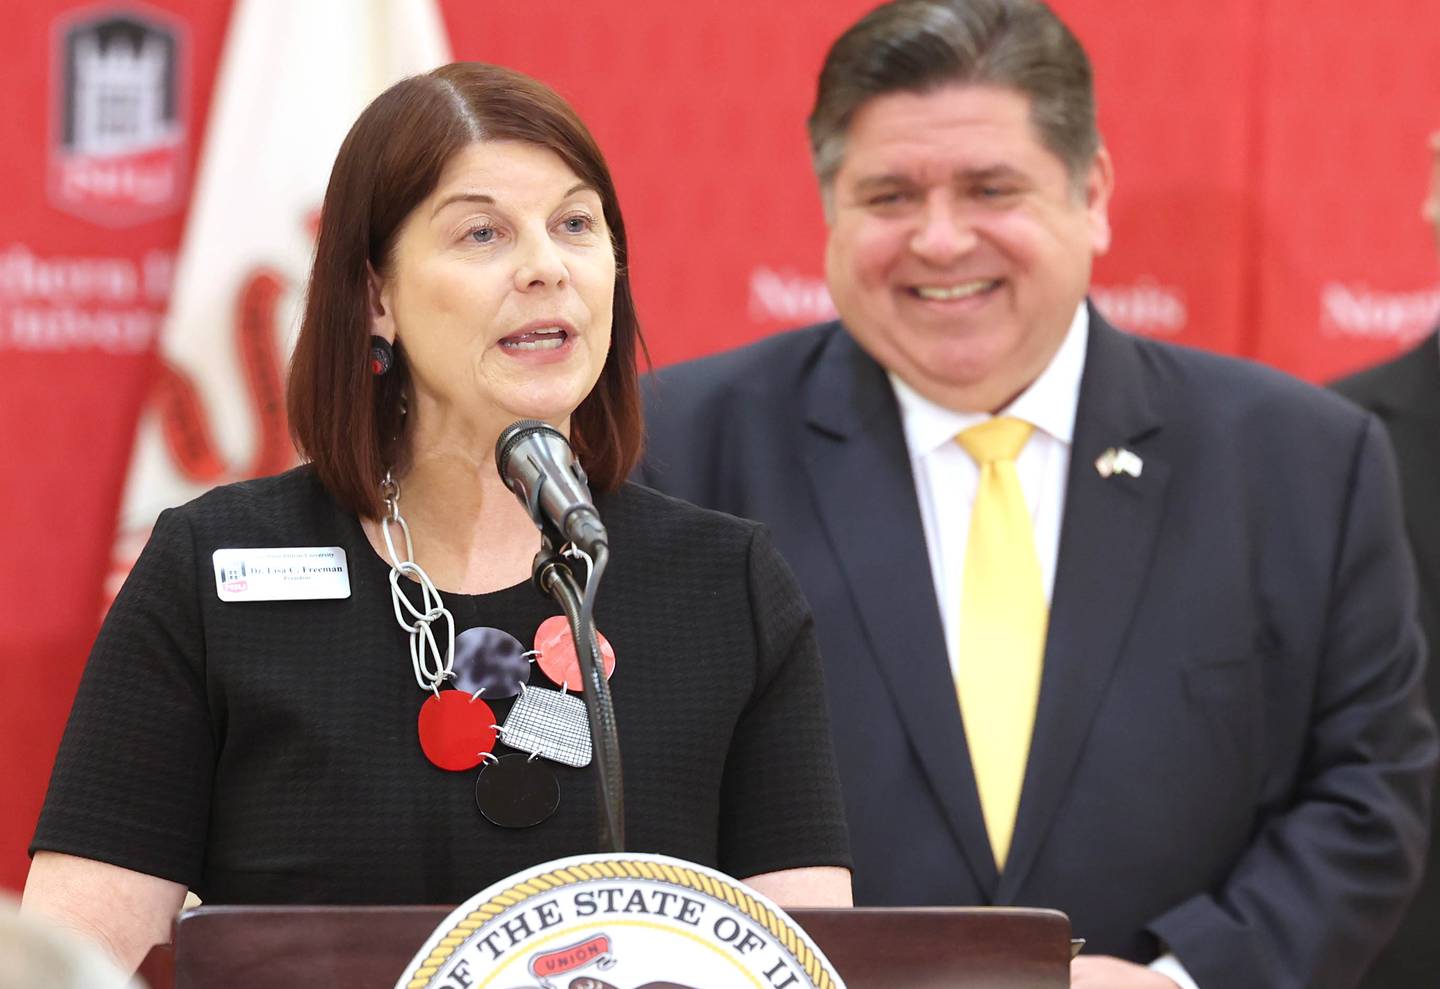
[890,302,1089,459]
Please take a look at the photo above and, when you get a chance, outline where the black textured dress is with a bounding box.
[32,467,850,903]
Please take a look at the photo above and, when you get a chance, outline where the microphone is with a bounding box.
[499,419,624,850]
[495,420,608,556]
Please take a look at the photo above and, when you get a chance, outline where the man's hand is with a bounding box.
[1071,956,1180,988]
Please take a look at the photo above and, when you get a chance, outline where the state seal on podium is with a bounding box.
[395,852,846,989]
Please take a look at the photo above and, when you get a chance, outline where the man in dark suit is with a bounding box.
[1330,132,1440,989]
[638,2,1437,987]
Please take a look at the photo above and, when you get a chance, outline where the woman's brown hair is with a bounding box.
[287,63,646,518]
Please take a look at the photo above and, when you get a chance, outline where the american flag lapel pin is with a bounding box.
[1095,447,1143,479]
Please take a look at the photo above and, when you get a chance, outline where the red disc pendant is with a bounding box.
[533,614,616,691]
[417,690,497,771]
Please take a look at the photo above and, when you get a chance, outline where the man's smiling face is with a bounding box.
[824,83,1112,412]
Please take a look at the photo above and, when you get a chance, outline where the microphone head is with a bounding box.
[495,419,605,553]
[495,419,561,486]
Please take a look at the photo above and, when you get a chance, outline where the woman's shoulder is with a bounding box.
[161,465,348,545]
[600,481,762,559]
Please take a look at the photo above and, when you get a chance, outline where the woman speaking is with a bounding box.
[22,62,852,969]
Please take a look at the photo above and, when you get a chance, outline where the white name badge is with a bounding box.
[212,547,351,602]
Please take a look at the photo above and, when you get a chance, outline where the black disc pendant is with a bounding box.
[475,754,560,828]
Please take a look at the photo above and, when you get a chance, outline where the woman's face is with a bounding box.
[375,140,616,446]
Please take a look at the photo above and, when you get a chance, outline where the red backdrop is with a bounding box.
[3,0,1439,892]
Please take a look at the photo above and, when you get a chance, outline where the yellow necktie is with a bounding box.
[955,417,1048,870]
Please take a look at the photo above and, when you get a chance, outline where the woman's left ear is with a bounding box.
[367,262,395,342]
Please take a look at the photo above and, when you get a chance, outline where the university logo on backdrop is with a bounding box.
[50,3,188,227]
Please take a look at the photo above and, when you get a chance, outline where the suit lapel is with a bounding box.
[997,311,1171,901]
[800,327,1001,896]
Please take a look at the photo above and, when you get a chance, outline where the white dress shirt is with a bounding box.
[890,303,1086,681]
[889,303,1200,989]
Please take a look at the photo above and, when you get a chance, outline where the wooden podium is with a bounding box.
[137,905,1071,988]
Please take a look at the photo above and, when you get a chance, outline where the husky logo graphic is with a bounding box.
[51,4,187,225]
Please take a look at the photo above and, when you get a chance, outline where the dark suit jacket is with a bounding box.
[638,311,1437,989]
[1333,332,1440,989]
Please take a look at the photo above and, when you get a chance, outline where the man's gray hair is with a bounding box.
[808,0,1100,191]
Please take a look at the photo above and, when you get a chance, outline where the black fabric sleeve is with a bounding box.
[717,525,852,880]
[1148,416,1439,989]
[30,507,216,887]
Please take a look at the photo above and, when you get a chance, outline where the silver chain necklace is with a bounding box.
[379,471,456,695]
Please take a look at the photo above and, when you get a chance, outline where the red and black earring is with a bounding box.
[370,335,394,376]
